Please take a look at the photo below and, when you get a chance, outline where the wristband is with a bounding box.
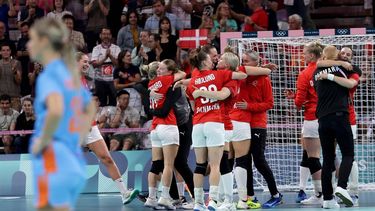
[327,73,335,81]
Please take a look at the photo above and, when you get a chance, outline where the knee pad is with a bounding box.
[308,157,322,174]
[300,150,309,168]
[194,162,208,175]
[220,151,232,175]
[150,160,164,175]
[235,155,249,169]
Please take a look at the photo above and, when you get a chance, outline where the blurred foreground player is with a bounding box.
[28,18,95,210]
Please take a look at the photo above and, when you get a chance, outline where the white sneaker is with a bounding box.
[335,187,353,207]
[301,195,323,205]
[121,189,139,204]
[207,199,218,210]
[158,197,176,210]
[236,200,249,210]
[218,201,236,211]
[323,199,340,209]
[182,201,195,210]
[193,203,207,211]
[145,197,158,208]
[351,195,359,207]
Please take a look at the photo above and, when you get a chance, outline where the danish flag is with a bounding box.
[179,29,209,49]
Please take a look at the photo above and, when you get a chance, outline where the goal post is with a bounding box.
[227,33,375,191]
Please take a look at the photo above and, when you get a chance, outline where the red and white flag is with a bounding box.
[179,29,209,49]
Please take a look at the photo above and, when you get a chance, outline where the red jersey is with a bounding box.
[148,75,177,129]
[81,76,97,126]
[187,70,233,125]
[295,62,318,121]
[348,73,360,125]
[230,66,252,123]
[244,8,268,32]
[247,75,274,128]
[222,79,239,130]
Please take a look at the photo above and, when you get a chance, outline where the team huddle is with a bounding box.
[142,42,362,210]
[28,17,361,211]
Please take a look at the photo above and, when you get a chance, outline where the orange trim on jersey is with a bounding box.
[43,146,57,173]
[37,175,49,208]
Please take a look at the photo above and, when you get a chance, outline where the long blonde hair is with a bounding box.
[31,18,80,88]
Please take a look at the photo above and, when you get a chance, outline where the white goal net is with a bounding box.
[228,35,375,191]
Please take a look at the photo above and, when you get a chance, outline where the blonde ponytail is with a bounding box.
[31,17,80,88]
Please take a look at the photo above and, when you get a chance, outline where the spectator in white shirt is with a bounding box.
[167,0,193,29]
[91,28,121,106]
[131,30,151,66]
[98,90,141,151]
[0,94,19,154]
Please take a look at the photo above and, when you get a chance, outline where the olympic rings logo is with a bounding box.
[336,29,349,35]
[275,31,287,37]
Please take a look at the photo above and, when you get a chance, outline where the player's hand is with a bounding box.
[341,61,353,71]
[31,138,49,155]
[245,17,253,25]
[284,89,295,99]
[173,80,184,90]
[235,100,248,110]
[106,48,111,57]
[317,73,328,80]
[150,89,163,101]
[192,86,201,99]
[263,63,278,71]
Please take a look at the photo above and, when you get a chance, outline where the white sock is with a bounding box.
[273,193,280,198]
[348,161,359,196]
[115,178,127,194]
[221,172,234,202]
[299,166,310,191]
[161,186,170,199]
[209,186,219,201]
[149,187,157,199]
[234,167,247,201]
[177,182,185,198]
[194,188,204,204]
[312,180,322,196]
[218,176,225,202]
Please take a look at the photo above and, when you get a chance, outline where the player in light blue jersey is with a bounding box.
[27,18,95,211]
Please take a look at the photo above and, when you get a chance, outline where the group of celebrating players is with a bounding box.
[141,41,362,211]
[27,17,361,211]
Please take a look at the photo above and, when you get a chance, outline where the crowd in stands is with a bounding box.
[0,0,316,154]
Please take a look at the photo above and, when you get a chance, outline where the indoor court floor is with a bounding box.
[2,191,375,211]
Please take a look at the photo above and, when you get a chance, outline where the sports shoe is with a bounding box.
[246,198,261,209]
[207,199,218,210]
[194,203,207,211]
[158,197,176,210]
[236,200,249,210]
[296,190,307,203]
[122,189,139,205]
[182,201,195,210]
[335,187,353,207]
[301,195,323,205]
[351,195,359,207]
[323,199,340,209]
[262,193,283,208]
[145,197,158,208]
[218,201,236,211]
[137,192,148,203]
